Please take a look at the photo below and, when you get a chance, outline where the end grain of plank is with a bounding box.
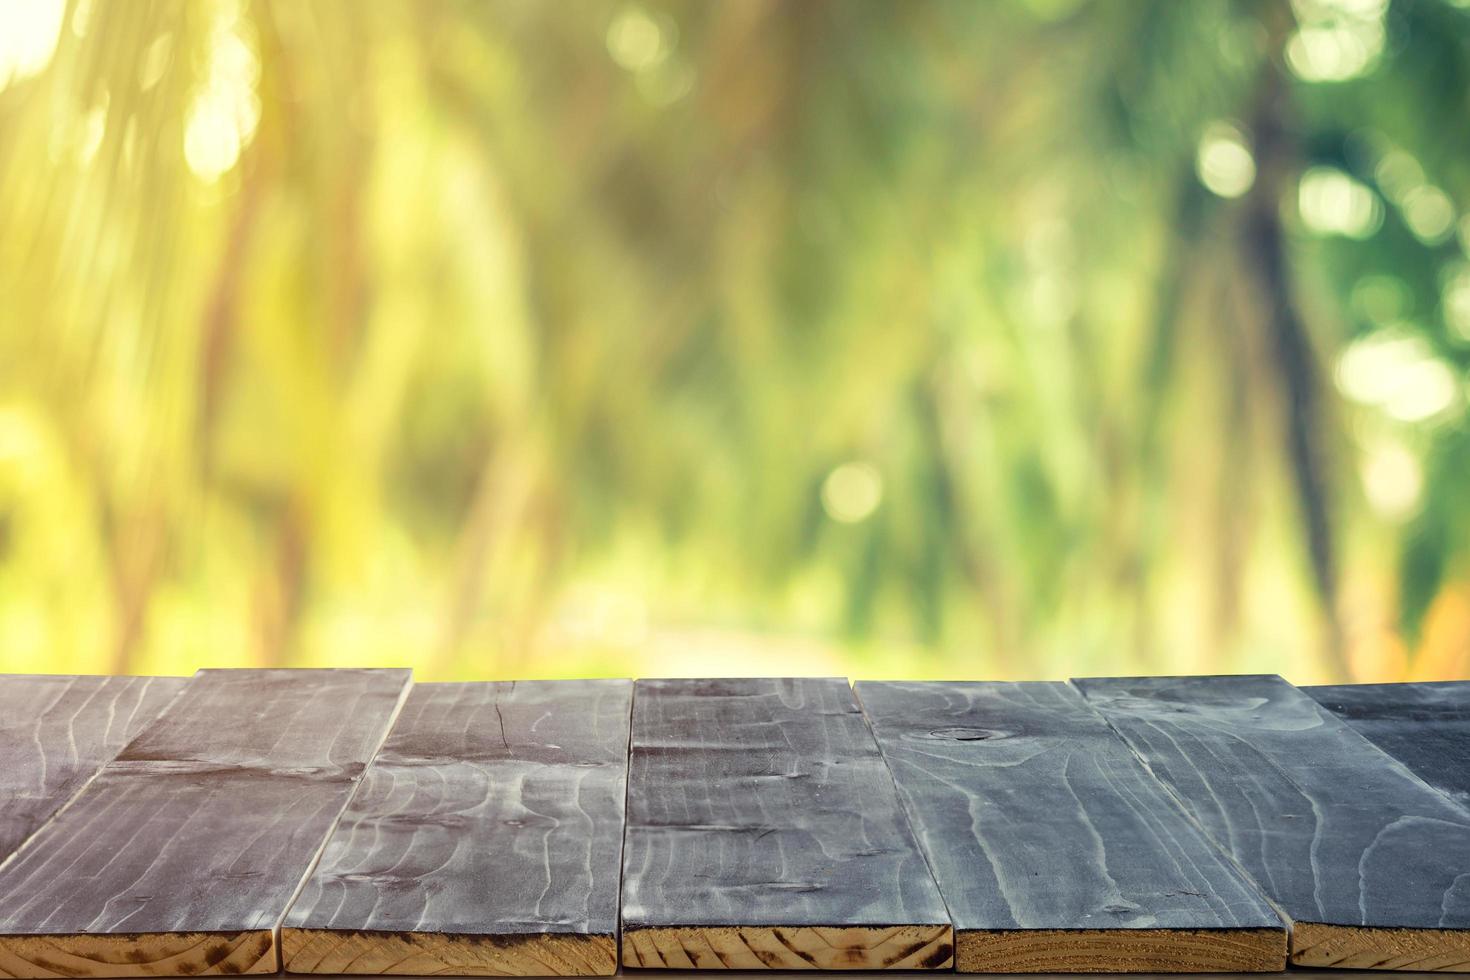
[0,933,276,979]
[0,668,411,979]
[281,930,616,977]
[955,929,1285,973]
[1292,923,1470,971]
[620,678,953,971]
[621,925,953,970]
[281,680,632,977]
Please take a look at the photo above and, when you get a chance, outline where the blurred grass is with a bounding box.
[2,0,1470,683]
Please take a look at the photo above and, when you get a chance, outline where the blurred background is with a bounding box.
[1,0,1468,683]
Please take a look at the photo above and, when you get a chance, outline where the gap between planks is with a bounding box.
[269,677,416,975]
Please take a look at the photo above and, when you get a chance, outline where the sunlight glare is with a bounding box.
[0,0,65,93]
[183,6,261,184]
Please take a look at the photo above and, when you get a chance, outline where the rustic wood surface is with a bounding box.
[0,674,185,864]
[855,681,1286,973]
[620,677,953,971]
[282,679,633,977]
[0,668,411,979]
[1306,682,1470,809]
[1074,674,1470,972]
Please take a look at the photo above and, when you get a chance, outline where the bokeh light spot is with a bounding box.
[1196,123,1255,198]
[1337,330,1459,423]
[1350,275,1409,325]
[1298,167,1382,238]
[606,5,669,74]
[1402,186,1456,244]
[140,33,173,91]
[1286,0,1387,82]
[822,462,884,524]
[1360,439,1422,520]
[1443,265,1470,341]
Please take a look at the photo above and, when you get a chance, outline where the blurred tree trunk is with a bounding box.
[1241,6,1349,680]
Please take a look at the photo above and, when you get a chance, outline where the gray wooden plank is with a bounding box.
[281,679,632,977]
[0,675,185,863]
[855,680,1286,973]
[1074,674,1470,971]
[0,667,411,979]
[620,677,953,971]
[1306,682,1470,809]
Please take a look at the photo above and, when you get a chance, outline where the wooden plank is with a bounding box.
[1306,682,1470,808]
[281,679,632,977]
[0,668,411,979]
[855,680,1286,973]
[1075,674,1470,971]
[620,677,953,971]
[0,675,185,863]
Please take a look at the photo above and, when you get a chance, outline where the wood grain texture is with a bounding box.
[1075,674,1470,971]
[0,675,185,863]
[621,677,953,971]
[1306,682,1470,808]
[855,681,1286,973]
[281,680,632,976]
[0,668,411,979]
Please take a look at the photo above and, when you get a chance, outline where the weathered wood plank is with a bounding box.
[0,668,411,979]
[855,680,1286,973]
[281,679,632,976]
[1306,682,1470,809]
[0,675,185,863]
[1075,674,1470,971]
[620,677,953,971]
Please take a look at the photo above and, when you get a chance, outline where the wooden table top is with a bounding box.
[0,671,1466,978]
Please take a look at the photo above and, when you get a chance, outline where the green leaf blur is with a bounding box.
[2,0,1469,682]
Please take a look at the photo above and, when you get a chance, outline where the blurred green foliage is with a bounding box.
[2,0,1469,682]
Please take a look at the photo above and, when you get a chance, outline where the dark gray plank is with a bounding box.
[0,675,185,862]
[0,668,411,979]
[856,681,1285,973]
[1306,682,1470,809]
[620,677,953,971]
[281,679,631,976]
[1075,674,1470,971]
